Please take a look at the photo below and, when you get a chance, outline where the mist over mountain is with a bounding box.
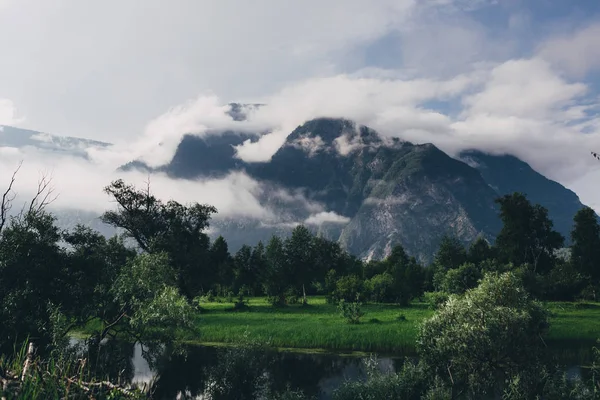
[121,116,587,262]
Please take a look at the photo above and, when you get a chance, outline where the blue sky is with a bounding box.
[1,0,600,212]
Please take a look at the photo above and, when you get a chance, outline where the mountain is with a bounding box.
[458,150,585,244]
[148,117,587,262]
[0,125,110,158]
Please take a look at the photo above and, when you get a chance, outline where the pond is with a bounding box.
[76,339,594,400]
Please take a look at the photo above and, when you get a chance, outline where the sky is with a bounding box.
[1,0,600,218]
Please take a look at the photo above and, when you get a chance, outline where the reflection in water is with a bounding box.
[71,338,592,400]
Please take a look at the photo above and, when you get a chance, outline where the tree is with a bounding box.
[284,225,316,304]
[263,236,289,306]
[101,179,217,299]
[0,209,67,352]
[434,235,467,271]
[570,206,600,286]
[467,236,495,266]
[106,252,194,345]
[440,262,481,295]
[418,271,549,396]
[210,236,233,295]
[494,193,564,274]
[62,225,136,327]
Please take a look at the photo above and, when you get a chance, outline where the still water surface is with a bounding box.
[76,339,593,399]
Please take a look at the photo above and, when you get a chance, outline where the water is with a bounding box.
[74,339,594,400]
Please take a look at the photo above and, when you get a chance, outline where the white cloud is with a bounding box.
[304,211,351,226]
[460,58,588,119]
[288,134,327,157]
[2,1,600,216]
[0,98,24,126]
[538,23,600,77]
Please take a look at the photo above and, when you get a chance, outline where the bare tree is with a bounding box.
[24,170,58,216]
[0,161,22,234]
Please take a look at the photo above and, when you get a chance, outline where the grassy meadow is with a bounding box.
[177,296,600,354]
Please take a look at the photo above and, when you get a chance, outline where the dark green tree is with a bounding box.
[467,236,495,266]
[434,235,467,271]
[494,192,564,274]
[0,210,67,351]
[263,236,289,305]
[101,179,217,299]
[210,236,233,295]
[570,206,600,286]
[284,225,316,304]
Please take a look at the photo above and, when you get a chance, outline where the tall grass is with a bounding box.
[0,341,146,400]
[184,297,600,354]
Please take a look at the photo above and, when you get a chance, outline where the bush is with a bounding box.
[338,299,364,324]
[332,358,432,400]
[365,273,395,303]
[418,271,550,396]
[423,291,449,309]
[332,274,366,303]
[440,262,481,295]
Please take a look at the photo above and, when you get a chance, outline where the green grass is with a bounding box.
[546,302,600,343]
[185,296,431,354]
[180,297,600,355]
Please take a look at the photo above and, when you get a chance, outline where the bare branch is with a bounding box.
[0,161,22,234]
[24,170,59,216]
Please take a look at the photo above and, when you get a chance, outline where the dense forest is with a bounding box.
[1,173,599,399]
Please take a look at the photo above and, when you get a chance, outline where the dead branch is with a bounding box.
[25,170,59,216]
[0,161,22,233]
[20,342,35,382]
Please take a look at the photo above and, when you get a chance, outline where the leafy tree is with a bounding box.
[62,225,136,328]
[0,210,67,352]
[365,273,395,303]
[263,236,290,306]
[210,236,234,295]
[233,245,257,295]
[440,262,482,295]
[418,271,550,396]
[332,275,366,302]
[101,179,217,299]
[494,193,564,274]
[570,206,600,289]
[284,225,316,303]
[105,252,194,344]
[467,236,495,266]
[434,235,467,271]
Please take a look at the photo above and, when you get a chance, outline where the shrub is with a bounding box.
[366,273,395,303]
[338,299,364,324]
[332,358,431,400]
[423,291,449,309]
[332,274,366,303]
[440,262,481,295]
[418,271,550,396]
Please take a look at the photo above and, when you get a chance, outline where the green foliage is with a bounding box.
[439,262,482,295]
[101,179,216,299]
[332,358,432,400]
[571,206,600,290]
[434,235,467,271]
[338,299,364,324]
[418,271,550,396]
[332,274,366,302]
[366,272,396,303]
[423,291,449,309]
[0,342,145,399]
[494,192,564,274]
